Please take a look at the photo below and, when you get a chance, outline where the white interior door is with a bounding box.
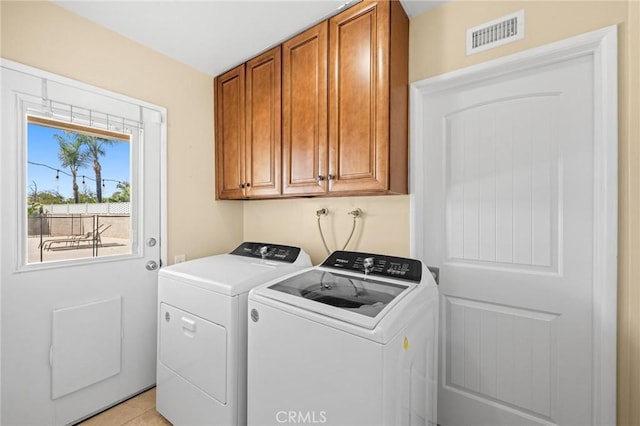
[0,61,166,425]
[411,28,617,426]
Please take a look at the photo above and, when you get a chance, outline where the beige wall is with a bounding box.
[409,1,639,424]
[409,1,628,82]
[243,195,410,265]
[620,1,640,423]
[0,0,243,263]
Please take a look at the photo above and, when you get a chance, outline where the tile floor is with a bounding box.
[78,388,170,426]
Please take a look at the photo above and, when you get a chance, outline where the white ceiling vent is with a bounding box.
[466,10,524,55]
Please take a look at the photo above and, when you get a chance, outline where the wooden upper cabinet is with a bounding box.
[214,0,407,199]
[328,0,408,194]
[245,46,282,198]
[215,64,246,200]
[282,22,328,195]
[215,47,282,199]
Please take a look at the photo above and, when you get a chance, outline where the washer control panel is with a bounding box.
[230,242,301,263]
[321,250,423,282]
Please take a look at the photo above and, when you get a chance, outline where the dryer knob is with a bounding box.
[251,308,259,323]
[165,311,171,322]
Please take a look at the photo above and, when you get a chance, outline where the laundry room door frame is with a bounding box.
[409,25,618,426]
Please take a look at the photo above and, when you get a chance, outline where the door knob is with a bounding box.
[145,260,159,271]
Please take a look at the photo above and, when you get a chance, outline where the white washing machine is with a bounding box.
[156,242,311,426]
[247,250,439,426]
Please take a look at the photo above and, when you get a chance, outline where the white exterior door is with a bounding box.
[0,61,166,425]
[411,28,617,426]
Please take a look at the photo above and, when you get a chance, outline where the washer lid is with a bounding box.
[255,267,418,330]
[268,269,408,318]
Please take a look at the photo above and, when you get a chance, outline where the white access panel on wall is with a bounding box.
[411,27,617,426]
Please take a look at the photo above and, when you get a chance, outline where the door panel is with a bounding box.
[445,297,558,420]
[52,297,122,400]
[1,63,164,425]
[421,54,597,425]
[446,95,558,271]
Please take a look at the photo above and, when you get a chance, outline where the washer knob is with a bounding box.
[363,257,375,274]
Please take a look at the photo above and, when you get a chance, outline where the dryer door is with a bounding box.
[159,303,227,403]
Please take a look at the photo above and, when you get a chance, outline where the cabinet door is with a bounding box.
[215,64,246,199]
[245,46,282,198]
[329,0,390,193]
[282,22,328,195]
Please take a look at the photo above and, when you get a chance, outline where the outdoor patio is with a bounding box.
[28,236,130,263]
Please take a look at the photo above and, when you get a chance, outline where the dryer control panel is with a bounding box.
[321,251,423,283]
[230,242,301,263]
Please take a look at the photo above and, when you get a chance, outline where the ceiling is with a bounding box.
[53,0,446,76]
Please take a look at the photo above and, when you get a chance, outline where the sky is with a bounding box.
[27,123,130,200]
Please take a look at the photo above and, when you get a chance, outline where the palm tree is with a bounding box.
[55,131,89,204]
[81,135,113,202]
[110,181,130,203]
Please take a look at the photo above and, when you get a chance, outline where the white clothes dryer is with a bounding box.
[156,242,311,426]
[247,251,439,426]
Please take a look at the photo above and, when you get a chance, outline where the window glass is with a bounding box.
[26,117,131,263]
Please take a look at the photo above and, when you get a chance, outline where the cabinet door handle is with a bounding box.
[245,182,251,188]
[317,175,325,182]
[328,174,335,181]
[239,183,246,189]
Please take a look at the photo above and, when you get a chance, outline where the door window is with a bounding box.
[26,115,133,264]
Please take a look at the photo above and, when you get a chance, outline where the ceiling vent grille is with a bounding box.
[466,10,524,55]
